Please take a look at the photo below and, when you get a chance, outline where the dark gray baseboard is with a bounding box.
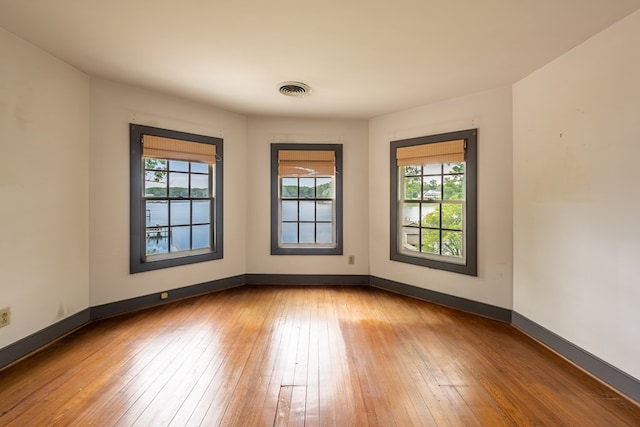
[370,275,512,323]
[246,274,370,285]
[512,312,640,403]
[0,308,91,369]
[91,274,246,320]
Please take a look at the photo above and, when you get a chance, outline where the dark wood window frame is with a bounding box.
[130,124,223,273]
[390,129,477,276]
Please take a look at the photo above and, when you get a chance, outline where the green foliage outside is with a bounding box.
[403,163,464,200]
[145,158,167,183]
[421,208,463,257]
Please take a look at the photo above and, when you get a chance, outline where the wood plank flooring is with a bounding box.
[0,285,639,426]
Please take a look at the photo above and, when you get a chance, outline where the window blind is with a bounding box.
[278,150,335,176]
[396,139,465,166]
[143,135,216,164]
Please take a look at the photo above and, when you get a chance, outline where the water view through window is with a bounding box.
[280,176,334,245]
[144,158,213,256]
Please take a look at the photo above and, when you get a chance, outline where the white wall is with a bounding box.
[0,28,90,348]
[513,11,640,380]
[369,87,514,309]
[89,79,247,306]
[246,116,369,275]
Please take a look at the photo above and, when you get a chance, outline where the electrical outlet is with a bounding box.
[0,307,10,328]
[348,255,355,264]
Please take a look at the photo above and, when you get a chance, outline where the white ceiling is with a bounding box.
[1,0,639,119]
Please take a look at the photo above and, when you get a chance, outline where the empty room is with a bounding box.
[1,0,639,425]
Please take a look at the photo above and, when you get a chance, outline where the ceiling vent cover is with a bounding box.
[279,81,312,97]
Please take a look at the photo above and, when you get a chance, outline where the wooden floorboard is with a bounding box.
[1,285,639,426]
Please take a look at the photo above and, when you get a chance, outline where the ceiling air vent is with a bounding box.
[278,81,312,97]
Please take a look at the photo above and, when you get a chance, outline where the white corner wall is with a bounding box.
[368,87,514,308]
[0,28,90,348]
[89,79,247,306]
[245,116,369,275]
[513,11,640,380]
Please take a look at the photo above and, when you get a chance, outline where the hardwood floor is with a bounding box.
[0,286,638,426]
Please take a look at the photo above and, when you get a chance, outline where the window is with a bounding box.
[390,129,477,276]
[271,144,343,255]
[130,124,223,273]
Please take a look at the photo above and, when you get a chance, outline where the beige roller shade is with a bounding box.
[143,135,216,164]
[279,150,335,176]
[396,139,465,166]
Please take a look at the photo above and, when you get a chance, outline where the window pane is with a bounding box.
[282,201,298,221]
[423,164,441,175]
[169,160,189,172]
[421,204,440,228]
[299,178,315,198]
[146,226,168,255]
[282,178,298,198]
[422,176,441,200]
[316,201,332,221]
[316,177,332,198]
[444,175,464,200]
[146,201,168,226]
[402,227,419,251]
[144,171,167,197]
[299,201,315,221]
[191,162,208,173]
[192,224,210,250]
[443,175,464,200]
[299,223,315,243]
[282,223,298,243]
[441,203,463,230]
[404,165,421,176]
[169,172,189,197]
[442,231,463,257]
[191,174,209,197]
[171,226,191,251]
[192,200,210,224]
[145,158,167,171]
[443,162,464,174]
[317,223,332,244]
[170,200,190,226]
[402,202,420,226]
[404,177,421,200]
[421,229,440,255]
